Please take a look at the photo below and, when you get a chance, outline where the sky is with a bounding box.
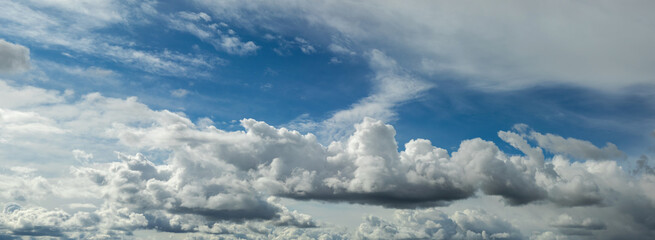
[0,0,654,239]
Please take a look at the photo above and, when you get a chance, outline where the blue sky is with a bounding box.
[3,0,653,151]
[1,1,655,239]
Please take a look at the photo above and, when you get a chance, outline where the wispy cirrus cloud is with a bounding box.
[0,1,217,77]
[167,11,259,56]
[194,0,655,91]
[287,49,432,141]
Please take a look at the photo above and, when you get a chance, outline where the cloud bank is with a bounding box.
[0,80,654,238]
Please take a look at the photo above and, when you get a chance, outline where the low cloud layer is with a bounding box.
[0,80,654,238]
[356,208,522,240]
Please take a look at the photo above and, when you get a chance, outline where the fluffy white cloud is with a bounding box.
[0,39,29,74]
[113,115,520,207]
[73,152,286,222]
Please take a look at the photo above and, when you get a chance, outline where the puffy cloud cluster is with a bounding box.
[0,172,315,239]
[109,113,630,209]
[0,203,149,238]
[112,115,513,207]
[0,80,654,238]
[74,152,318,225]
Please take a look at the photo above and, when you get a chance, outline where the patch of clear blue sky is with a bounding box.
[3,1,653,160]
[9,17,371,124]
[393,80,655,156]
